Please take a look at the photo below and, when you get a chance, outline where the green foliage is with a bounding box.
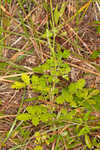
[43,2,50,12]
[90,50,100,59]
[96,26,100,33]
[12,68,100,148]
[17,113,31,121]
[34,131,49,145]
[11,3,100,149]
[34,145,43,150]
[56,79,100,110]
[12,46,100,149]
[3,0,12,4]
[54,2,66,25]
[21,73,30,85]
[85,134,93,149]
[11,81,26,89]
[78,126,90,136]
[0,62,8,71]
[17,105,55,126]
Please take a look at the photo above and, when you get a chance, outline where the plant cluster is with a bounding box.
[9,1,100,149]
[12,54,100,149]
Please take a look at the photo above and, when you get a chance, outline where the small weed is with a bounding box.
[1,0,100,149]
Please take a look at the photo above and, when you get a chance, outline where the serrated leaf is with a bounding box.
[21,74,30,85]
[11,81,26,89]
[26,105,47,115]
[68,83,77,94]
[76,79,85,90]
[26,106,40,115]
[31,75,39,85]
[17,113,31,121]
[76,89,88,99]
[87,89,100,99]
[32,117,39,126]
[40,113,50,122]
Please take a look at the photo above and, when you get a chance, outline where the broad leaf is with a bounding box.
[21,73,30,85]
[17,113,31,121]
[12,81,26,89]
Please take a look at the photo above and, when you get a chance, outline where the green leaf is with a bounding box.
[93,95,100,110]
[24,97,37,101]
[17,113,31,121]
[59,2,66,17]
[76,79,85,90]
[7,0,12,3]
[56,95,65,104]
[0,62,8,69]
[42,29,53,39]
[32,117,39,126]
[62,88,73,102]
[21,73,30,85]
[54,4,60,25]
[62,50,70,58]
[34,146,43,150]
[54,2,66,25]
[87,89,100,99]
[85,134,92,149]
[26,106,41,115]
[78,126,90,136]
[26,105,47,115]
[68,82,77,94]
[96,26,100,33]
[60,108,67,115]
[93,21,100,24]
[93,137,100,148]
[33,66,43,73]
[40,113,52,122]
[60,131,68,136]
[90,50,100,59]
[83,111,91,121]
[76,89,88,99]
[31,75,39,85]
[11,81,26,89]
[43,2,50,12]
[60,31,67,36]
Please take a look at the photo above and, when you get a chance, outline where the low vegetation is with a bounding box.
[0,0,100,149]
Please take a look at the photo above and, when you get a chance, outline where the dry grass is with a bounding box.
[0,0,100,149]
